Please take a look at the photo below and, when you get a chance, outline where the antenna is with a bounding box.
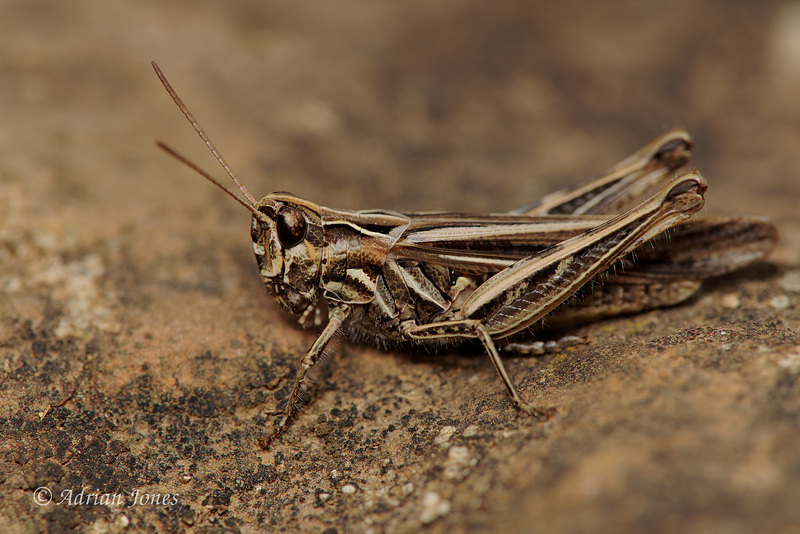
[151,61,260,207]
[155,141,268,221]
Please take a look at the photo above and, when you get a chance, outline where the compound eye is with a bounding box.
[276,206,307,248]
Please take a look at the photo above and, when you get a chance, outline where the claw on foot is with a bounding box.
[503,335,587,355]
[515,401,557,421]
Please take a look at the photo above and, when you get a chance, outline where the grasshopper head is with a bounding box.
[251,193,324,314]
[151,64,326,317]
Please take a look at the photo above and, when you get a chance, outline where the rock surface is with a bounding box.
[1,2,799,532]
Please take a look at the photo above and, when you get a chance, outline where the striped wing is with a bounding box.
[388,128,776,298]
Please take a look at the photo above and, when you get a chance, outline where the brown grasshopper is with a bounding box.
[152,62,777,447]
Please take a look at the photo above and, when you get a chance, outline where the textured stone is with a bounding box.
[1,2,798,533]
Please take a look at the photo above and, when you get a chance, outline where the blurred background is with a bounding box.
[2,1,797,247]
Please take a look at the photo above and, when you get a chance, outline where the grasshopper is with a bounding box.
[152,62,777,447]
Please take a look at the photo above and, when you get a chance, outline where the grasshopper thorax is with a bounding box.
[251,193,325,315]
